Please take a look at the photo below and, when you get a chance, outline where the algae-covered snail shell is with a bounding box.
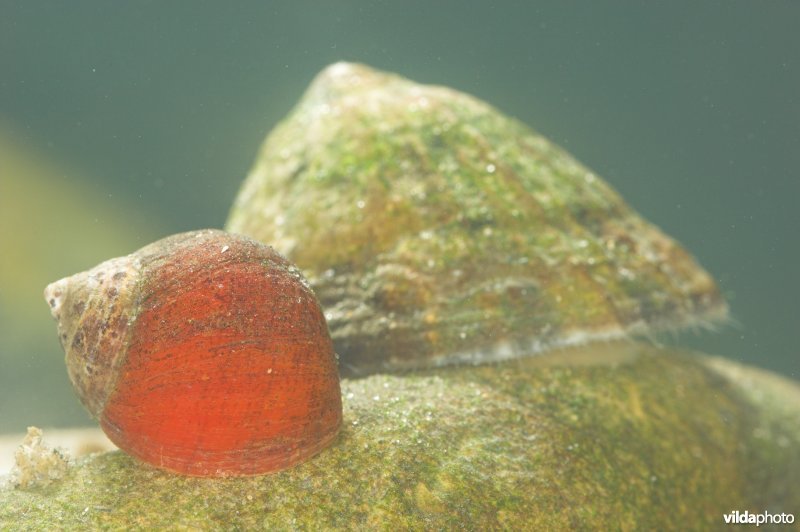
[44,230,342,477]
[226,62,728,375]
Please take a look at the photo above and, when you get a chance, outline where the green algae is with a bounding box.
[3,343,798,529]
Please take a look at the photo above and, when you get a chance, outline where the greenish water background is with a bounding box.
[0,2,797,432]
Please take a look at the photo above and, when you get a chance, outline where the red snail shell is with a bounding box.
[44,229,342,477]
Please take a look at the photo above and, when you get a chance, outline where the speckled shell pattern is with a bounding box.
[226,63,727,375]
[45,230,342,476]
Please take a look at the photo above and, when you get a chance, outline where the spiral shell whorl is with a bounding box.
[44,255,141,418]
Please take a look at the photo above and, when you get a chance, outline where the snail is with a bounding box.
[44,229,342,477]
[226,62,728,375]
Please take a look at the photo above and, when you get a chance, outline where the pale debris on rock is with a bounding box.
[11,426,70,489]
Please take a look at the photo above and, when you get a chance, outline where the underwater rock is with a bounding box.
[227,63,727,375]
[1,345,798,529]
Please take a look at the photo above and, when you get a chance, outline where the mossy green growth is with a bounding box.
[3,343,798,529]
[226,63,727,375]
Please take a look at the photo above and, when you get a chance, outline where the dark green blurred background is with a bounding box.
[1,2,797,433]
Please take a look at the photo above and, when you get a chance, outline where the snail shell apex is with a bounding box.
[226,62,727,375]
[45,229,342,477]
[45,255,141,418]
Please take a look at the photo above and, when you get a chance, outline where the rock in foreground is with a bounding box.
[2,343,798,529]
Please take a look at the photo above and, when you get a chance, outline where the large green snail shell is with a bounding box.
[226,62,726,375]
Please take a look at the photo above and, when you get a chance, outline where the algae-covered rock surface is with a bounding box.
[2,343,798,529]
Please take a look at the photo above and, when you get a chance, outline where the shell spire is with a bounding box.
[44,255,140,418]
[226,62,728,375]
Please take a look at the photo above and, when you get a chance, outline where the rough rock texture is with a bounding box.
[2,343,798,529]
[226,63,727,375]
